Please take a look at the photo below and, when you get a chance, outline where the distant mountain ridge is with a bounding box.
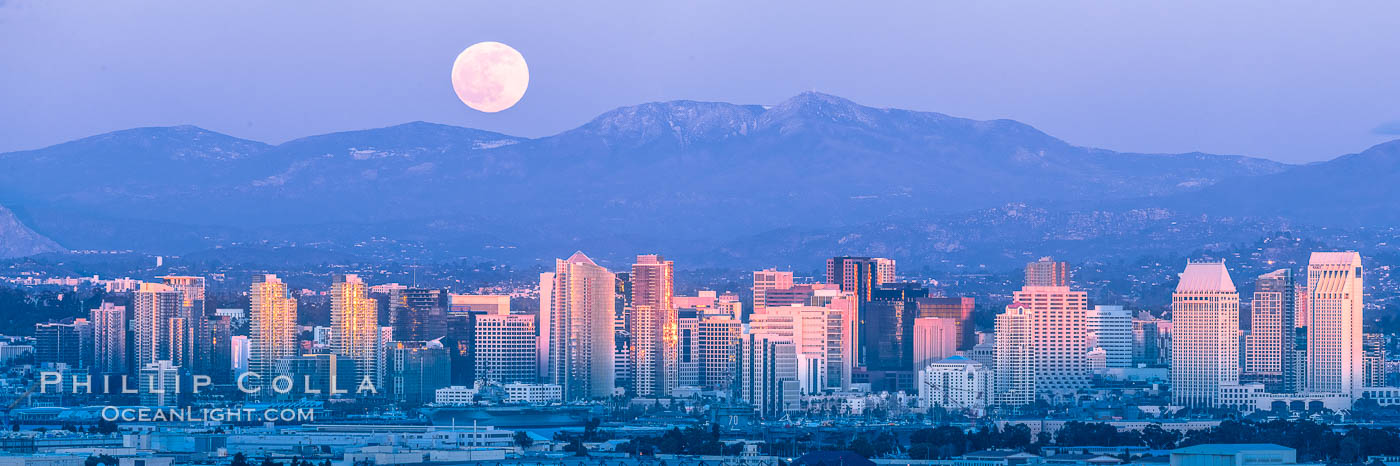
[4,91,1386,267]
[0,203,63,259]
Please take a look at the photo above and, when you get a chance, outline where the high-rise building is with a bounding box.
[912,317,958,374]
[994,303,1035,406]
[612,272,632,393]
[865,283,929,380]
[331,274,380,390]
[207,316,233,384]
[738,332,800,418]
[250,274,298,391]
[537,272,555,380]
[1364,333,1387,388]
[544,252,616,400]
[826,257,882,305]
[90,303,127,375]
[750,305,829,394]
[630,254,675,397]
[1014,285,1090,392]
[697,315,741,391]
[1306,252,1363,396]
[1024,257,1069,287]
[160,276,206,372]
[875,258,897,284]
[917,355,992,416]
[139,360,181,407]
[390,288,448,342]
[915,297,975,350]
[133,282,181,367]
[1086,305,1133,369]
[473,312,537,384]
[752,269,794,315]
[1170,261,1240,407]
[815,289,858,390]
[1244,269,1296,392]
[1133,313,1172,367]
[387,339,450,405]
[34,322,83,368]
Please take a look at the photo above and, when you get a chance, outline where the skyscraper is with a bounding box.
[34,322,84,368]
[738,332,800,418]
[875,258,897,284]
[915,297,975,350]
[1364,333,1387,388]
[133,282,181,367]
[1171,261,1239,407]
[994,303,1035,406]
[1307,252,1363,396]
[750,305,829,394]
[912,317,958,373]
[1024,257,1069,287]
[1014,285,1090,392]
[331,274,380,389]
[630,254,675,397]
[90,302,127,375]
[250,274,298,391]
[160,276,206,372]
[1086,305,1133,369]
[697,315,741,391]
[473,312,537,384]
[752,269,794,315]
[826,257,883,305]
[390,288,448,342]
[1244,269,1296,392]
[544,252,616,400]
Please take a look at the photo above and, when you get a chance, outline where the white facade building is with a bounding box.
[1171,261,1240,407]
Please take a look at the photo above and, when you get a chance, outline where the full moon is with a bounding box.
[450,41,529,113]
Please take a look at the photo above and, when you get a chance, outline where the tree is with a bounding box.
[513,431,534,449]
[231,453,250,466]
[85,455,118,466]
[564,438,588,456]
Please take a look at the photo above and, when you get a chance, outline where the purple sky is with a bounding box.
[2,1,1398,163]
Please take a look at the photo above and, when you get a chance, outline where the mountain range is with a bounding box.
[1,92,1395,267]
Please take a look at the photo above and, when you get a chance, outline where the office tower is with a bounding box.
[250,274,298,390]
[544,252,616,400]
[160,276,206,372]
[537,272,554,379]
[443,314,475,386]
[1086,305,1133,369]
[90,303,127,375]
[139,360,180,407]
[817,290,858,390]
[377,326,393,391]
[390,288,448,342]
[448,294,510,316]
[133,282,181,367]
[1170,261,1240,407]
[207,316,233,384]
[231,335,250,377]
[994,303,1035,406]
[913,317,958,373]
[34,322,83,368]
[750,305,829,394]
[738,332,800,418]
[1364,333,1386,387]
[630,254,675,397]
[676,308,701,387]
[1133,313,1173,367]
[697,315,741,391]
[612,272,633,393]
[917,356,992,416]
[865,283,929,385]
[387,340,451,405]
[331,274,380,389]
[716,294,743,320]
[875,258,897,284]
[1024,257,1069,287]
[1244,269,1296,392]
[1013,285,1090,392]
[274,353,356,399]
[474,312,537,384]
[1295,282,1310,329]
[915,297,975,350]
[765,285,816,309]
[752,269,794,315]
[826,257,881,305]
[1307,252,1364,396]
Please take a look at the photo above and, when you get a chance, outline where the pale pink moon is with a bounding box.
[450,41,529,113]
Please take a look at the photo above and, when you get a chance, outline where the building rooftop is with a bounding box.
[1172,444,1293,455]
[1176,261,1235,293]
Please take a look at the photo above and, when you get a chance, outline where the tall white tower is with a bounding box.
[1306,251,1363,396]
[1170,261,1239,407]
